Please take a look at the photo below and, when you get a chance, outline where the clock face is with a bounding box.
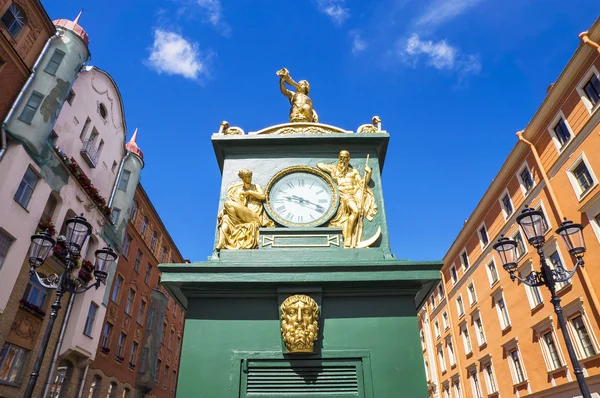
[266,167,339,227]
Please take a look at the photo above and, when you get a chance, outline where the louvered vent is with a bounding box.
[247,364,359,395]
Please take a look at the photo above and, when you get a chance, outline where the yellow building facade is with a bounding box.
[420,17,600,398]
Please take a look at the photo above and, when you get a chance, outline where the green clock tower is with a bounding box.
[160,69,442,397]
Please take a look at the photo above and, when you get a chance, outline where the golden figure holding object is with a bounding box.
[216,169,274,250]
[317,151,381,248]
[280,295,319,353]
[277,67,319,123]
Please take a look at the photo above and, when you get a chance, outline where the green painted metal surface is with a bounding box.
[160,128,441,397]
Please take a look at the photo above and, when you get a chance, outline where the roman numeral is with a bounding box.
[276,205,286,212]
[318,199,327,203]
[309,182,315,189]
[298,179,305,187]
[309,214,315,220]
[272,198,283,203]
[297,215,303,223]
[286,182,295,189]
[316,190,324,195]
[285,213,293,221]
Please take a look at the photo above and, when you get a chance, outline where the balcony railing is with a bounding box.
[80,139,100,168]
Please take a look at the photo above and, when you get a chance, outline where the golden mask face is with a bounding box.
[280,295,319,353]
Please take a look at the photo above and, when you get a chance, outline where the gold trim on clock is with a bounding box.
[265,166,339,228]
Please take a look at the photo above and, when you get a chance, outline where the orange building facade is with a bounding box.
[420,18,600,398]
[83,184,186,397]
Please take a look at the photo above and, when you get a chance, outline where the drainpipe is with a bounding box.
[42,293,75,398]
[0,30,62,163]
[579,31,600,53]
[516,130,600,320]
[108,152,130,208]
[76,364,89,398]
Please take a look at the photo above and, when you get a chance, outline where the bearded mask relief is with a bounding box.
[280,295,320,353]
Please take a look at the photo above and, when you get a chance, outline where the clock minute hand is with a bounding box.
[291,195,325,212]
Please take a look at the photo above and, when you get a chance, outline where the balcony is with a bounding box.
[80,139,100,168]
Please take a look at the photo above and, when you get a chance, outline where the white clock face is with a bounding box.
[268,171,336,226]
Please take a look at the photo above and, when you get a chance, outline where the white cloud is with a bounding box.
[147,29,209,80]
[196,0,223,26]
[315,0,350,26]
[351,32,367,55]
[400,33,480,75]
[415,0,485,27]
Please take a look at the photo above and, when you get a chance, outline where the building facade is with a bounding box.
[420,18,600,398]
[0,0,55,122]
[83,184,186,398]
[0,12,143,398]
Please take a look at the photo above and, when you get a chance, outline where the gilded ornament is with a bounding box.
[277,68,319,123]
[218,121,244,135]
[280,295,319,353]
[357,116,382,133]
[253,122,349,135]
[317,151,380,248]
[216,169,274,250]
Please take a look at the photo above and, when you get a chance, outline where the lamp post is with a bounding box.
[23,215,116,398]
[493,206,591,398]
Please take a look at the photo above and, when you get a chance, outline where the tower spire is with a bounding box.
[73,9,83,25]
[125,127,143,160]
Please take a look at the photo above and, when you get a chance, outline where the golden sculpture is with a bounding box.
[218,121,244,135]
[277,68,319,123]
[280,295,319,353]
[317,151,379,248]
[254,123,348,135]
[216,169,274,250]
[357,116,382,133]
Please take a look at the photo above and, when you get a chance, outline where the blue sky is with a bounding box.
[44,0,599,262]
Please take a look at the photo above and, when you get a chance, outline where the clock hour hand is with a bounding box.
[290,195,325,213]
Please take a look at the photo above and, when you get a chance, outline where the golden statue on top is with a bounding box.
[277,68,319,123]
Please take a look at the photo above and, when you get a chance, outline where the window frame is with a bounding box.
[485,258,499,286]
[14,166,39,209]
[446,337,456,367]
[134,249,142,273]
[508,348,527,385]
[541,330,564,371]
[0,229,14,271]
[122,235,131,258]
[137,299,146,325]
[460,249,470,270]
[547,111,574,152]
[18,91,44,124]
[494,293,511,331]
[118,170,131,192]
[111,275,123,302]
[83,302,99,337]
[442,311,449,330]
[534,201,552,234]
[482,361,498,394]
[512,228,528,260]
[125,288,135,315]
[456,295,465,318]
[468,369,483,398]
[437,344,446,373]
[499,188,514,220]
[467,281,477,307]
[517,161,535,195]
[100,322,113,348]
[567,152,598,201]
[565,308,599,360]
[1,4,27,39]
[576,65,600,114]
[43,49,66,76]
[473,311,487,346]
[519,262,544,309]
[450,265,458,285]
[0,343,28,384]
[460,322,473,355]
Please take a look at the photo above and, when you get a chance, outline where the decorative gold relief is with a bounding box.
[253,122,349,135]
[217,121,244,135]
[357,116,382,133]
[277,68,319,123]
[317,151,380,248]
[216,169,275,250]
[280,295,319,353]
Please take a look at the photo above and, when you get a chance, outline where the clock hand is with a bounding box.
[290,195,325,212]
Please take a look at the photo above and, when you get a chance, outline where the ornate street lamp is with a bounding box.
[23,215,117,398]
[493,207,591,398]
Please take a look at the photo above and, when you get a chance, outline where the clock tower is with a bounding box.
[160,70,442,397]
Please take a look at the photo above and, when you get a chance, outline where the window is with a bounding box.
[84,303,98,336]
[478,225,489,247]
[125,289,135,314]
[583,73,600,106]
[171,371,176,392]
[160,247,167,262]
[111,161,117,173]
[141,216,148,235]
[453,379,462,398]
[442,312,449,330]
[117,333,126,357]
[134,250,142,272]
[0,343,28,383]
[112,276,123,302]
[0,230,13,270]
[450,265,458,284]
[523,266,543,308]
[79,117,91,141]
[456,296,465,317]
[99,103,107,119]
[161,322,167,344]
[107,382,117,398]
[470,371,483,398]
[100,322,112,348]
[122,235,131,257]
[130,200,138,221]
[22,274,48,308]
[145,264,152,285]
[549,250,569,289]
[151,231,157,249]
[156,359,161,383]
[551,117,572,149]
[534,203,550,233]
[89,375,101,398]
[434,321,440,338]
[496,297,511,329]
[483,363,497,393]
[510,349,526,384]
[146,307,155,332]
[118,170,131,192]
[1,3,26,38]
[137,300,146,324]
[176,336,181,357]
[460,251,470,270]
[66,89,75,105]
[443,385,450,398]
[543,331,562,370]
[447,340,456,366]
[569,155,597,197]
[18,91,43,124]
[163,365,169,388]
[111,208,121,225]
[519,164,535,193]
[437,346,446,373]
[500,191,513,218]
[474,315,486,345]
[467,282,477,306]
[487,259,499,285]
[461,325,472,354]
[43,49,65,75]
[437,284,444,300]
[169,329,174,350]
[429,295,435,309]
[130,342,138,364]
[14,166,38,208]
[122,388,131,398]
[513,230,526,259]
[139,347,149,373]
[572,315,596,358]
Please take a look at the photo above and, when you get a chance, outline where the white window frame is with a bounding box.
[584,200,600,244]
[534,200,552,234]
[480,359,498,394]
[442,311,449,331]
[460,322,473,355]
[485,257,500,286]
[493,292,511,331]
[511,227,528,260]
[498,188,514,220]
[456,295,465,318]
[564,299,600,360]
[547,111,574,152]
[437,344,446,373]
[472,311,487,346]
[434,321,441,339]
[544,243,570,291]
[452,377,463,398]
[576,65,600,114]
[446,337,456,367]
[477,223,489,249]
[519,261,544,309]
[0,229,15,271]
[507,347,528,385]
[450,264,458,285]
[442,383,450,398]
[516,160,536,196]
[567,152,598,201]
[467,281,477,307]
[460,249,470,270]
[467,366,484,398]
[541,328,566,372]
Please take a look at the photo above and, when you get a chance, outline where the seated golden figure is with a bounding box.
[277,67,319,123]
[216,169,274,250]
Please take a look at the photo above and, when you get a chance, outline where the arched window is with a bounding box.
[107,381,117,398]
[48,359,73,397]
[1,3,27,39]
[99,103,107,119]
[121,388,130,398]
[89,375,101,398]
